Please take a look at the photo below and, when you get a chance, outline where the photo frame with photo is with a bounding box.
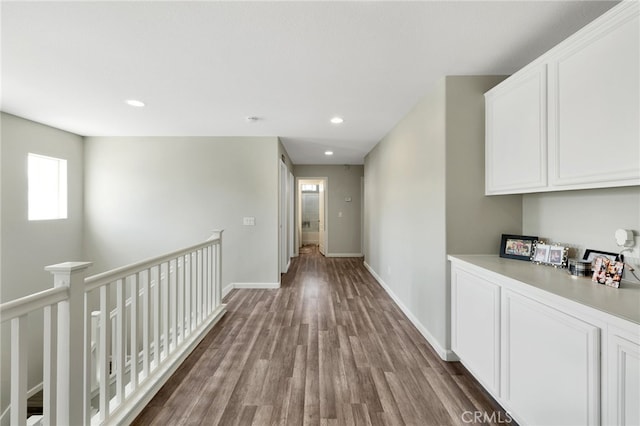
[531,243,569,268]
[583,249,621,263]
[591,256,624,288]
[499,234,538,261]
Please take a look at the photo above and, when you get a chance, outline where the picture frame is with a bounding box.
[532,243,569,268]
[591,256,624,288]
[583,249,621,263]
[499,234,538,261]
[532,243,550,263]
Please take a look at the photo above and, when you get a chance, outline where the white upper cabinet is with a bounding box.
[485,1,640,195]
[486,65,548,194]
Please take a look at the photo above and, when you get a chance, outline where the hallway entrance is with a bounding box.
[297,177,327,256]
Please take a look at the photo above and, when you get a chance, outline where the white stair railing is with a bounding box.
[0,230,226,426]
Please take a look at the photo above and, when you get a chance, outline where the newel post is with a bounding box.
[45,261,93,426]
[208,230,224,307]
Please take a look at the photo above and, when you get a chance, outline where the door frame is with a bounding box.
[279,160,292,274]
[296,177,328,256]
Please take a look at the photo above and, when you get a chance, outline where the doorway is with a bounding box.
[297,178,328,256]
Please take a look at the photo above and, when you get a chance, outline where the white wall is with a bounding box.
[294,165,364,256]
[1,112,85,415]
[83,136,282,288]
[364,76,522,359]
[523,187,640,273]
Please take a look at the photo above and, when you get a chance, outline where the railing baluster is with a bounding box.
[116,278,126,404]
[177,257,184,344]
[43,304,58,425]
[191,253,197,330]
[130,273,139,391]
[153,265,160,367]
[91,311,100,393]
[162,262,169,359]
[142,269,150,381]
[83,292,91,426]
[99,284,111,421]
[197,249,203,324]
[185,255,192,336]
[204,246,209,316]
[10,315,28,426]
[170,259,177,352]
[207,243,217,314]
[111,312,116,382]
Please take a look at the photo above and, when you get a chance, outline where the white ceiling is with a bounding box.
[1,1,617,165]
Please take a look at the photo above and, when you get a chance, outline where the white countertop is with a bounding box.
[448,254,640,325]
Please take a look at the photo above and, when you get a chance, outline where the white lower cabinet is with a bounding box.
[449,257,640,426]
[607,327,640,426]
[451,268,500,394]
[501,290,600,426]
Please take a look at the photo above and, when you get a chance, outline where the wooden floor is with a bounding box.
[133,247,512,425]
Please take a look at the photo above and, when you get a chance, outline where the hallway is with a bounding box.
[133,248,509,425]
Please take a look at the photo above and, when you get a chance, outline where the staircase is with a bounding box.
[0,231,227,425]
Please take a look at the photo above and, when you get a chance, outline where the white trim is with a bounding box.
[363,261,458,362]
[222,284,234,298]
[326,253,364,258]
[233,282,280,290]
[223,282,281,298]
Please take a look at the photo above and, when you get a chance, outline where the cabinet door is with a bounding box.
[501,290,600,426]
[607,327,640,426]
[485,64,548,195]
[549,4,640,188]
[451,267,500,395]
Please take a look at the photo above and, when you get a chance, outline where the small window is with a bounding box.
[301,184,317,192]
[28,153,68,221]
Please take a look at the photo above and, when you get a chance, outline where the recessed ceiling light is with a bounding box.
[330,117,344,124]
[125,99,145,107]
[325,151,334,156]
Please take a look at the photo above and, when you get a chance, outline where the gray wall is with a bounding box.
[364,76,522,358]
[294,164,364,256]
[1,112,85,414]
[523,187,640,268]
[83,136,282,287]
[446,76,523,252]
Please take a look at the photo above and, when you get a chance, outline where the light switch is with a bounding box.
[345,197,352,202]
[338,211,343,218]
[243,217,255,226]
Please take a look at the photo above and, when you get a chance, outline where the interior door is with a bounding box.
[318,181,326,255]
[279,160,288,273]
[288,172,295,258]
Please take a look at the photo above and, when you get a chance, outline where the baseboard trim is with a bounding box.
[222,284,234,298]
[363,262,458,362]
[326,253,364,258]
[223,282,281,298]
